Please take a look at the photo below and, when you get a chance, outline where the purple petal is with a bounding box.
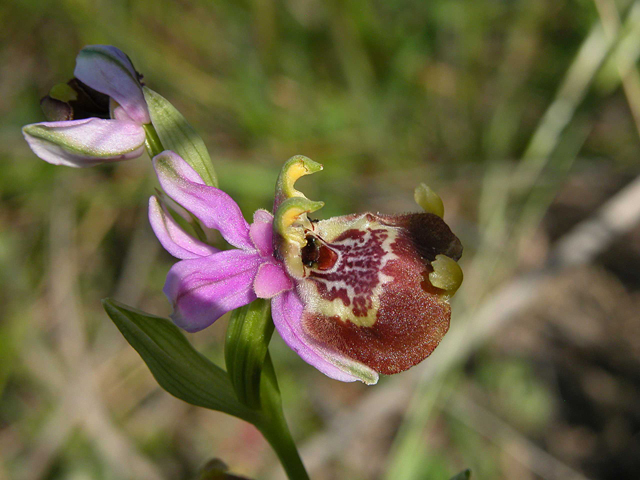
[149,196,219,259]
[250,210,274,258]
[74,45,150,125]
[271,290,379,384]
[253,209,273,224]
[164,249,261,332]
[153,151,253,251]
[254,263,293,298]
[22,118,145,167]
[112,104,135,122]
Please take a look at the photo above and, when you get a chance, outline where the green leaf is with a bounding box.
[225,299,274,409]
[102,298,257,423]
[449,469,472,480]
[143,87,218,187]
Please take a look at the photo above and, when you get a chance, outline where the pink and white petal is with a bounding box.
[249,214,274,258]
[254,263,293,298]
[153,151,253,250]
[22,118,145,167]
[149,196,219,259]
[271,290,379,384]
[164,250,261,332]
[111,104,135,122]
[74,45,150,125]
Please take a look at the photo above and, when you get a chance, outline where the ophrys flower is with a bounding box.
[151,153,463,385]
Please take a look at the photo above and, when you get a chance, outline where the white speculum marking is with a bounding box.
[297,214,398,328]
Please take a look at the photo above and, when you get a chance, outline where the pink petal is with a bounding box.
[253,209,273,224]
[249,210,274,258]
[153,151,253,251]
[74,45,150,125]
[271,290,379,384]
[112,104,135,122]
[253,263,293,298]
[22,118,145,167]
[149,196,219,259]
[164,250,261,332]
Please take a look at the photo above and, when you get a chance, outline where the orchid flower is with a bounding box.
[151,152,463,385]
[22,45,149,167]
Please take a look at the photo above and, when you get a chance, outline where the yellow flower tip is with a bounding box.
[274,196,325,278]
[428,254,463,297]
[276,197,324,236]
[414,183,444,218]
[273,157,325,279]
[276,155,323,203]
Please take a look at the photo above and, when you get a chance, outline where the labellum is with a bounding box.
[274,156,463,378]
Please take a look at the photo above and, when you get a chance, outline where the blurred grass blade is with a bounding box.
[596,1,640,93]
[143,87,218,187]
[102,298,257,423]
[516,21,612,188]
[225,298,274,409]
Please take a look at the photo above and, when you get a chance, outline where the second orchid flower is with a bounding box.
[22,45,149,167]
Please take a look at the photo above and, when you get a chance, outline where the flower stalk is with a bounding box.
[226,298,310,479]
[225,299,274,409]
[142,123,164,158]
[256,356,310,480]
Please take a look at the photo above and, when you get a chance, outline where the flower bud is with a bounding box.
[23,45,149,167]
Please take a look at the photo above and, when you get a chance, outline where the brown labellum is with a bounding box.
[297,212,462,375]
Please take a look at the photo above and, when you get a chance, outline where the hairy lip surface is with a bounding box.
[297,212,461,375]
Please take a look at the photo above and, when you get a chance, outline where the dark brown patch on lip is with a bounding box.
[301,228,451,375]
[302,234,339,270]
[380,212,463,262]
[317,243,338,270]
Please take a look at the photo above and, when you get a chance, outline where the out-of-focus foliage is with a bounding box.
[2,0,640,479]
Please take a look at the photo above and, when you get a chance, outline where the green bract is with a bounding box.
[143,87,218,187]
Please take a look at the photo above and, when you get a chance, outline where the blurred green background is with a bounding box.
[2,0,640,479]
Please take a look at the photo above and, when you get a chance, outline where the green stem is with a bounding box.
[143,123,164,158]
[258,356,310,480]
[224,300,309,478]
[260,421,309,480]
[225,299,274,409]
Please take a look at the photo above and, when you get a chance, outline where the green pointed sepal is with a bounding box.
[143,87,218,187]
